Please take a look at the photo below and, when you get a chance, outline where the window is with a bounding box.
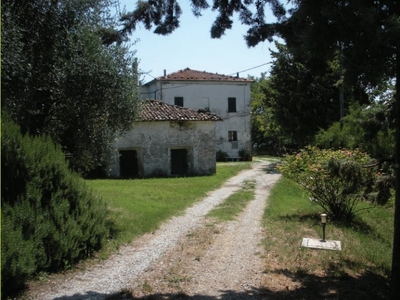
[228,131,238,141]
[174,97,184,107]
[228,97,236,112]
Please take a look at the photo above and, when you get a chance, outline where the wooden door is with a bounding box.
[119,150,138,178]
[170,149,188,175]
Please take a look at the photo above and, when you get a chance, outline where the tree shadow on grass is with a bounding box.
[278,213,376,237]
[260,267,390,300]
[22,272,390,300]
[278,212,392,250]
[261,163,281,174]
[278,212,320,223]
[41,266,389,300]
[113,267,388,299]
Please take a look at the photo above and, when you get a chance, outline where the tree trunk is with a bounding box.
[391,45,400,300]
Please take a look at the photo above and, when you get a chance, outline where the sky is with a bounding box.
[117,0,278,83]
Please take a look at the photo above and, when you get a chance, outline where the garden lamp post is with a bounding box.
[321,214,327,242]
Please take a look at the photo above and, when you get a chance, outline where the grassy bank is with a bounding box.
[86,162,251,256]
[262,176,394,299]
[207,180,256,221]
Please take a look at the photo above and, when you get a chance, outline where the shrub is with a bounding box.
[239,148,251,161]
[216,150,229,162]
[1,116,109,297]
[314,103,395,159]
[278,146,391,221]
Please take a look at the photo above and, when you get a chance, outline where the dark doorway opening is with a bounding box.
[119,150,138,178]
[170,149,188,175]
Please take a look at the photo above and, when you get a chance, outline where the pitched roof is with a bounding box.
[137,100,222,122]
[156,68,253,83]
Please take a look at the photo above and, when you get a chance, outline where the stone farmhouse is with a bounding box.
[141,68,253,159]
[110,100,222,178]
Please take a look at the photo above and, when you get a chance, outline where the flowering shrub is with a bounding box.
[278,146,391,220]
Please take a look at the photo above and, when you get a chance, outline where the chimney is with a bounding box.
[164,69,166,77]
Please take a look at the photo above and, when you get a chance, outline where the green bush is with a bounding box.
[216,150,229,162]
[1,116,109,296]
[315,103,395,159]
[238,148,251,161]
[278,146,391,221]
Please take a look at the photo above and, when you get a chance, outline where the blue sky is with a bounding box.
[117,0,278,83]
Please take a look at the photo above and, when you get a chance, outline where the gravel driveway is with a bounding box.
[25,160,281,300]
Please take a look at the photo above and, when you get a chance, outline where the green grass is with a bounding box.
[262,176,393,298]
[207,180,256,221]
[86,162,251,254]
[264,177,393,274]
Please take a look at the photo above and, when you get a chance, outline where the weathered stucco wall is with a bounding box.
[142,81,252,157]
[110,120,217,177]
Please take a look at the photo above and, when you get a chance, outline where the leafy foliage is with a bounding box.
[278,147,391,221]
[1,0,140,175]
[315,102,395,159]
[119,0,286,41]
[1,116,109,297]
[281,0,398,90]
[250,73,286,155]
[250,43,344,151]
[268,42,342,147]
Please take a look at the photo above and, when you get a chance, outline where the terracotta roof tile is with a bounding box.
[137,100,223,122]
[157,68,253,82]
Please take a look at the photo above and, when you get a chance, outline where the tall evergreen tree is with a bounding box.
[268,42,341,147]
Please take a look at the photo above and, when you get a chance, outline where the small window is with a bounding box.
[228,97,236,112]
[175,97,184,107]
[228,131,238,141]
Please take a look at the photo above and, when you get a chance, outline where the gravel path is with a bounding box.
[25,161,280,300]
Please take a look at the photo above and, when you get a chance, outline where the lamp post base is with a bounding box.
[322,223,326,242]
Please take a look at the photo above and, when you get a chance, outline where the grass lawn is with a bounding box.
[206,179,256,221]
[262,176,394,299]
[86,162,251,256]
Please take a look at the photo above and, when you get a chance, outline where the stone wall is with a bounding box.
[110,120,217,177]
